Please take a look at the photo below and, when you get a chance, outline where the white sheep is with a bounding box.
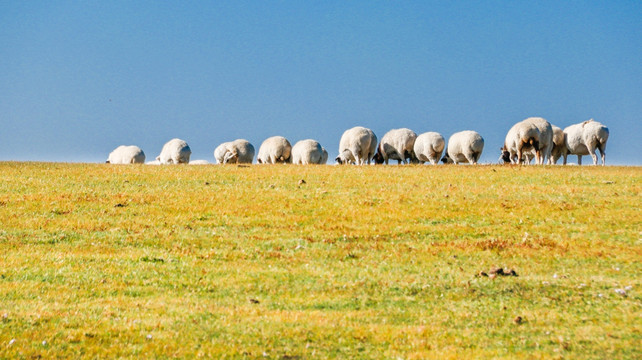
[156,138,191,164]
[216,139,255,164]
[188,160,210,165]
[214,142,231,164]
[291,139,326,165]
[518,124,563,165]
[442,130,484,165]
[500,120,541,164]
[257,136,292,164]
[562,119,609,165]
[549,125,566,164]
[321,147,328,165]
[413,132,445,165]
[335,126,377,165]
[523,117,554,164]
[106,145,145,164]
[372,128,418,164]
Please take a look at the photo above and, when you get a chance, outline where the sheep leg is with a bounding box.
[599,145,606,166]
[577,155,582,165]
[465,155,476,165]
[587,147,599,166]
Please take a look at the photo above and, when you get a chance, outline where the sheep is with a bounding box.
[523,117,554,164]
[156,138,191,164]
[500,120,541,164]
[189,160,210,165]
[106,145,145,164]
[442,130,484,164]
[413,132,445,165]
[215,139,255,164]
[257,136,292,164]
[291,139,326,165]
[549,125,566,164]
[335,126,377,165]
[214,142,231,164]
[562,119,609,166]
[372,128,418,164]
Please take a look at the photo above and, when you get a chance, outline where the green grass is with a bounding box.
[0,162,640,359]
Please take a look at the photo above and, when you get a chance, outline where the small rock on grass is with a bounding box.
[477,267,518,278]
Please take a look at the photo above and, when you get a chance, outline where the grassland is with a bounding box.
[0,162,640,359]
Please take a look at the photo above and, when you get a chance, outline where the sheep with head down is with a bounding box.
[335,126,377,165]
[107,145,145,164]
[516,124,564,164]
[214,139,254,164]
[442,130,484,165]
[156,138,191,164]
[500,120,541,165]
[413,132,445,165]
[291,139,326,164]
[372,128,417,165]
[257,136,292,164]
[523,117,554,164]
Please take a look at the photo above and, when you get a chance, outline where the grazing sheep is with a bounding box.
[145,160,161,165]
[523,117,554,164]
[372,128,418,165]
[335,126,377,165]
[156,138,191,164]
[214,142,231,164]
[413,132,445,165]
[500,120,541,164]
[189,160,210,165]
[549,125,566,164]
[106,145,145,164]
[562,119,609,166]
[291,139,326,165]
[442,130,484,165]
[216,139,255,164]
[257,136,292,164]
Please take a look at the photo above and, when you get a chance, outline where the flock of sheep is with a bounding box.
[106,118,609,166]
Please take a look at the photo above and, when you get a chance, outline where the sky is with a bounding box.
[1,1,641,164]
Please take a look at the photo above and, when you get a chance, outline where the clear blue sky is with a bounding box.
[1,1,640,164]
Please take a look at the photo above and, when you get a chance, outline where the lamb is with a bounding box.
[291,139,326,165]
[257,136,292,164]
[500,120,541,164]
[156,138,191,164]
[335,126,377,165]
[441,130,484,164]
[215,139,255,164]
[413,132,445,165]
[562,119,609,166]
[106,145,145,164]
[372,128,418,164]
[549,125,566,164]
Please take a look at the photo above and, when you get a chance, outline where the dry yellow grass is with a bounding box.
[0,162,640,358]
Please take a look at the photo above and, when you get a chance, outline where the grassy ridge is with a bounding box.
[0,163,640,359]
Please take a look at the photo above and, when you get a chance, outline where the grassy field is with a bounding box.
[0,162,640,359]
